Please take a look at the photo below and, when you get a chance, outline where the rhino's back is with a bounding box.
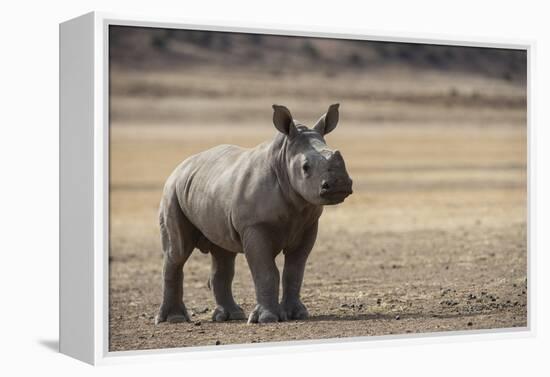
[170,142,276,252]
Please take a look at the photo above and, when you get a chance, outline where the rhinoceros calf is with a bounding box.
[155,104,353,324]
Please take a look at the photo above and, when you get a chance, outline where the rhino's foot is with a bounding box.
[247,304,287,324]
[155,303,191,324]
[212,305,246,322]
[281,300,309,320]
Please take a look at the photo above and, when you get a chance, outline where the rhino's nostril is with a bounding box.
[321,181,330,190]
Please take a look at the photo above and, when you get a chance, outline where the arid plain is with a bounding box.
[109,66,527,351]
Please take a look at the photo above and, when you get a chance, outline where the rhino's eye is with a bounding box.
[302,162,310,174]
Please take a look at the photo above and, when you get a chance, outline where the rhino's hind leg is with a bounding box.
[210,247,246,321]
[156,256,190,324]
[155,190,197,325]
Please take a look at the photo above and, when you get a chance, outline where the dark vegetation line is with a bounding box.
[109,26,527,83]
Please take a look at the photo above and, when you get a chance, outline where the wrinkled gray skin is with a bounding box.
[155,104,353,325]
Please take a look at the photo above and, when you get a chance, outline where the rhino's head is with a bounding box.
[272,104,353,206]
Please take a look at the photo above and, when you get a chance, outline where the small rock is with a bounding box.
[467,321,473,326]
[376,298,382,305]
[395,315,400,320]
[215,340,221,345]
[194,321,202,326]
[340,303,349,308]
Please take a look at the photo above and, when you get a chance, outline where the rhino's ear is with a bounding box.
[272,104,297,137]
[314,103,339,135]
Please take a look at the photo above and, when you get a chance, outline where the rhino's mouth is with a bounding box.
[320,188,353,205]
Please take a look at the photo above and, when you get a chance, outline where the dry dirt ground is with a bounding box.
[108,69,527,352]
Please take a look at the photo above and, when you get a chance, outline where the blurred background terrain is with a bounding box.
[109,26,526,78]
[108,26,527,351]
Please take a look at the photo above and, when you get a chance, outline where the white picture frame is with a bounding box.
[59,11,534,365]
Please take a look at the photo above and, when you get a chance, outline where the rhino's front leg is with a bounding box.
[243,226,287,324]
[281,221,318,320]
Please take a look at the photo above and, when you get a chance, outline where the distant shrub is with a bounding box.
[151,35,167,51]
[249,34,262,45]
[397,49,412,61]
[348,52,363,66]
[151,30,175,51]
[218,33,232,51]
[449,87,459,97]
[198,32,213,47]
[302,41,320,59]
[444,48,454,59]
[185,30,214,47]
[425,51,442,66]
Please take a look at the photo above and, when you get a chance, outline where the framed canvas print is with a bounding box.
[59,11,532,365]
